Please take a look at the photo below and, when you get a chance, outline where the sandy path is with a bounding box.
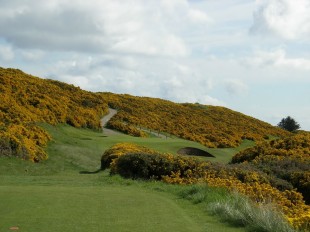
[100,108,119,135]
[100,108,117,127]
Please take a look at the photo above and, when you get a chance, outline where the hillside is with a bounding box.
[101,92,289,147]
[0,67,289,162]
[0,67,108,161]
[232,132,310,204]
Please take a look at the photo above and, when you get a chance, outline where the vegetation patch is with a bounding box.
[0,68,108,161]
[107,119,147,137]
[232,132,310,205]
[103,142,309,231]
[179,185,295,232]
[101,93,290,148]
[0,67,289,162]
[208,192,295,232]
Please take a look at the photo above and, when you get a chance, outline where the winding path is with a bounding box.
[100,108,119,135]
[100,108,117,127]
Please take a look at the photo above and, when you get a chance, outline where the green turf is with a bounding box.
[205,140,255,163]
[0,185,200,232]
[0,124,249,232]
[41,123,253,168]
[0,171,248,232]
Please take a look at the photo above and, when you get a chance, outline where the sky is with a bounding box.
[0,0,309,130]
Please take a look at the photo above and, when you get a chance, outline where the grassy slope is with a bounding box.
[0,125,247,232]
[206,140,255,163]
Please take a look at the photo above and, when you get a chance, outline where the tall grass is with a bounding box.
[178,185,296,232]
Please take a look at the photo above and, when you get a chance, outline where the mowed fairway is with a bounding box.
[0,124,247,232]
[0,185,206,232]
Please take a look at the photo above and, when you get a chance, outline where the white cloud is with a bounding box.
[244,49,310,70]
[225,79,249,96]
[43,53,225,107]
[200,95,226,106]
[21,50,45,61]
[112,33,188,57]
[188,9,212,23]
[251,0,310,40]
[0,44,14,61]
[0,0,213,57]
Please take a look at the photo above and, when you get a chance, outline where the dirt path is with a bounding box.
[100,108,117,127]
[100,108,119,136]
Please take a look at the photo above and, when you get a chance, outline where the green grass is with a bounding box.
[206,140,255,163]
[0,123,251,177]
[0,176,247,232]
[0,185,202,232]
[42,123,254,167]
[0,124,253,232]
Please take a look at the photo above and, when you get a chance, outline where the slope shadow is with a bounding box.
[177,147,215,158]
[79,169,102,174]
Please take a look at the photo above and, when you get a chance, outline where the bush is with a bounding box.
[107,119,147,137]
[111,152,205,181]
[111,153,171,179]
[0,67,108,161]
[231,133,310,204]
[100,143,158,170]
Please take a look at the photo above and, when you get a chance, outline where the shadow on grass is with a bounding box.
[177,147,215,158]
[79,169,102,174]
[80,137,92,140]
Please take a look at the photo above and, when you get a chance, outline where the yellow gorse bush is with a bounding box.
[100,92,289,148]
[0,67,108,161]
[1,67,290,161]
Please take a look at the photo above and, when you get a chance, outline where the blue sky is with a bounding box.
[0,0,309,130]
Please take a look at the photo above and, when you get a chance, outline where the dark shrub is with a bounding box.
[112,153,174,179]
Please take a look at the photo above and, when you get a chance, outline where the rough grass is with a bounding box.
[178,185,295,232]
